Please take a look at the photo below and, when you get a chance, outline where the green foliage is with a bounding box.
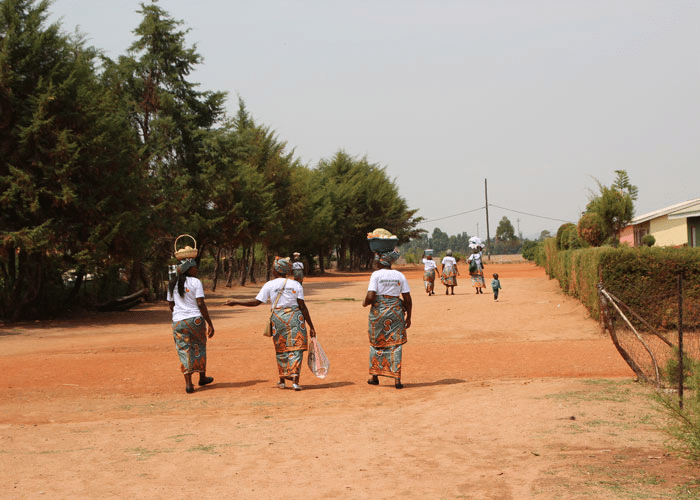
[654,373,700,462]
[577,212,606,247]
[0,1,424,319]
[521,240,539,261]
[495,216,516,241]
[585,170,638,245]
[556,223,576,250]
[642,234,656,247]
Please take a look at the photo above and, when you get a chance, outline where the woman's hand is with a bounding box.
[224,300,236,306]
[309,326,317,338]
[207,324,215,338]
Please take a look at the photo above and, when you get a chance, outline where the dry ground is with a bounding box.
[1,259,698,499]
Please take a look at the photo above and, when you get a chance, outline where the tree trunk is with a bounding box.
[317,246,325,274]
[239,246,249,286]
[248,243,256,283]
[212,247,221,291]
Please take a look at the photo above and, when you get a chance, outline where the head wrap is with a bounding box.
[375,248,400,267]
[177,258,197,275]
[274,256,291,275]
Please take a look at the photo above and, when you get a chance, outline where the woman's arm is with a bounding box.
[401,292,412,329]
[297,298,316,338]
[225,298,263,307]
[196,297,215,338]
[362,290,377,307]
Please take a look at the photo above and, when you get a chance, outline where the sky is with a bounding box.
[48,1,699,240]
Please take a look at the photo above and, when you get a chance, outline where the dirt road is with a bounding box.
[0,261,696,499]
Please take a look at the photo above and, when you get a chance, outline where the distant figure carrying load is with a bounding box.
[441,249,459,295]
[292,252,304,284]
[467,237,486,294]
[422,249,439,295]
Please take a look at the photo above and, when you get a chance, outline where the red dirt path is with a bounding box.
[0,260,696,499]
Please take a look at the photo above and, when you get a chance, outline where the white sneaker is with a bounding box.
[276,381,286,389]
[292,383,303,391]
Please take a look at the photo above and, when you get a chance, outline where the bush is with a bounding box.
[578,212,606,247]
[556,223,576,250]
[642,234,656,247]
[521,240,539,261]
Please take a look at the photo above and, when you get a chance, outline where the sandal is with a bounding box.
[367,377,379,385]
[198,376,214,386]
[395,381,404,389]
[185,386,195,394]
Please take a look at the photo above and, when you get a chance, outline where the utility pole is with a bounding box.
[484,179,491,259]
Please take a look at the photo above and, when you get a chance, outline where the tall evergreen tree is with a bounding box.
[0,0,141,319]
[105,1,226,289]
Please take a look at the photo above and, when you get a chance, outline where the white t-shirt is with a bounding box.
[292,261,304,271]
[256,278,305,310]
[422,258,437,271]
[167,276,205,322]
[442,256,457,269]
[368,268,410,297]
[468,252,483,265]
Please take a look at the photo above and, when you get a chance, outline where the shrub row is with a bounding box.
[539,239,700,328]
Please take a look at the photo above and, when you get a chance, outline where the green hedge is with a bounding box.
[540,240,700,326]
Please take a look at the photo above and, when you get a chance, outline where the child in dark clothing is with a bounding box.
[491,273,502,301]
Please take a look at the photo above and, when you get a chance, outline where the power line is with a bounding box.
[489,204,574,223]
[419,206,484,223]
[419,204,574,225]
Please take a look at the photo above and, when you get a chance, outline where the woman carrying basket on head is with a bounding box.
[225,257,316,391]
[363,248,412,389]
[167,259,215,394]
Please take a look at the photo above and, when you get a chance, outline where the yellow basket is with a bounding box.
[174,234,198,260]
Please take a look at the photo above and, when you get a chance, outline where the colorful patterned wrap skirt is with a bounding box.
[368,295,407,379]
[172,316,207,375]
[470,263,485,288]
[271,305,308,378]
[423,268,436,291]
[441,266,458,287]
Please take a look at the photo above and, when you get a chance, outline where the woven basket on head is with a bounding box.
[174,234,198,260]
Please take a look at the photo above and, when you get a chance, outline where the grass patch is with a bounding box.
[128,446,175,460]
[545,379,638,404]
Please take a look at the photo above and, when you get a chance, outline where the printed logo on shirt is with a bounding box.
[379,279,400,285]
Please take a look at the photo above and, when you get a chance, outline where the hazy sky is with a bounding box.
[48,1,699,239]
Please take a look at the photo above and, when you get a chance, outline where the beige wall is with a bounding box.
[649,216,688,247]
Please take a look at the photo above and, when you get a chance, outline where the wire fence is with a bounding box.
[599,275,700,406]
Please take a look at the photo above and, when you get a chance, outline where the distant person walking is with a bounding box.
[491,273,502,301]
[468,237,486,294]
[422,250,439,295]
[291,252,304,284]
[167,259,215,394]
[440,249,459,295]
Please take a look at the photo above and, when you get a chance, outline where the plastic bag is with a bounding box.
[307,337,330,378]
